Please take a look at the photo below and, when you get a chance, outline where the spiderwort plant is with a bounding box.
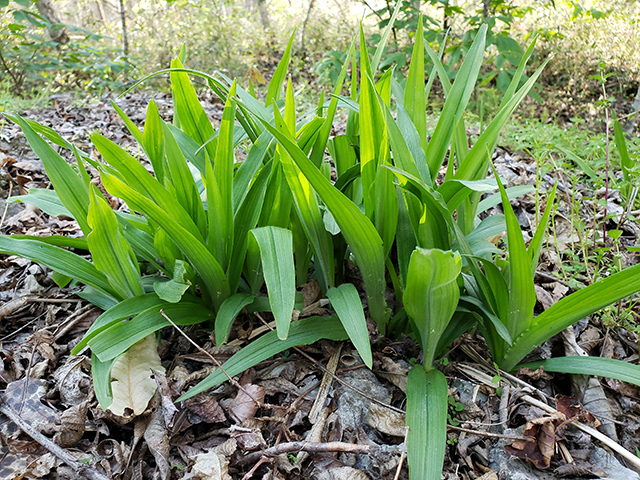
[3,10,640,480]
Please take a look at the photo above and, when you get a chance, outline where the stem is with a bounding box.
[602,72,610,245]
[385,256,402,302]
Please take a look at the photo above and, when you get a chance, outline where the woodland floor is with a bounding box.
[0,92,639,480]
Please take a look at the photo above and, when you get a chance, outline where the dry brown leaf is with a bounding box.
[314,466,370,480]
[226,383,265,424]
[143,394,170,480]
[229,425,266,451]
[108,335,165,418]
[53,400,89,447]
[554,460,606,478]
[366,402,406,437]
[1,377,56,435]
[184,393,226,424]
[53,356,92,406]
[152,369,179,430]
[377,355,408,392]
[505,412,565,469]
[188,449,231,480]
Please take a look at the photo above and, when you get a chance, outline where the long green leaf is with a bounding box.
[101,172,230,309]
[520,357,640,387]
[259,110,388,330]
[170,58,217,159]
[360,72,388,218]
[228,163,271,292]
[404,249,461,368]
[92,354,116,410]
[309,39,355,168]
[87,185,144,299]
[613,113,634,182]
[0,236,117,298]
[72,293,166,354]
[142,99,167,182]
[11,188,72,218]
[266,30,295,105]
[501,262,640,370]
[405,15,427,155]
[90,302,214,361]
[327,284,372,368]
[495,171,536,347]
[177,315,348,401]
[162,122,207,238]
[211,80,237,270]
[370,0,401,74]
[9,115,91,235]
[251,226,296,340]
[214,293,255,346]
[407,368,448,480]
[92,133,205,243]
[424,25,487,178]
[529,183,557,276]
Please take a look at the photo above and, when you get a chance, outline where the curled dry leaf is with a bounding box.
[186,439,236,480]
[504,412,565,469]
[152,369,179,430]
[554,460,607,478]
[226,383,265,424]
[53,356,92,406]
[228,425,266,451]
[376,355,408,392]
[143,394,170,480]
[108,335,165,418]
[53,400,89,447]
[555,395,600,428]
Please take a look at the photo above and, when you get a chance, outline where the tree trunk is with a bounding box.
[35,0,69,45]
[118,0,129,55]
[483,0,490,18]
[300,0,316,52]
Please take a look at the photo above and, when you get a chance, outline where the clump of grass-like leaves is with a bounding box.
[3,7,640,478]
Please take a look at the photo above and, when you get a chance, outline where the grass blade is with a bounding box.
[0,236,117,299]
[251,226,296,340]
[407,367,448,480]
[260,109,388,330]
[8,114,91,235]
[327,284,372,368]
[87,186,144,299]
[501,261,640,370]
[520,357,640,387]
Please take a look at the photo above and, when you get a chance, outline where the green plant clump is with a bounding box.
[3,9,640,479]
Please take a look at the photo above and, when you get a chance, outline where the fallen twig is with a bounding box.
[240,441,376,465]
[0,398,111,480]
